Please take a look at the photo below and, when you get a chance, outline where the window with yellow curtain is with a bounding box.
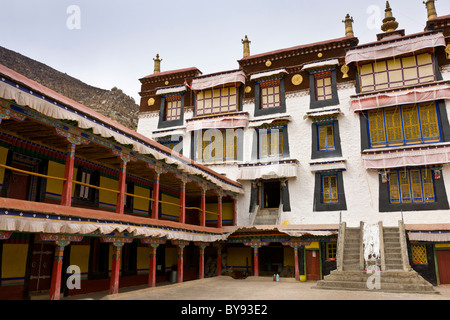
[359,53,435,93]
[196,87,238,116]
[322,175,338,204]
[198,129,238,162]
[315,72,333,101]
[318,124,335,151]
[259,127,284,159]
[367,102,441,148]
[388,168,436,204]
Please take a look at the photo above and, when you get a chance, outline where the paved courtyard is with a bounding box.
[64,276,450,301]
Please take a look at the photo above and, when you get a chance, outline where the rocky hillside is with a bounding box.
[0,46,139,131]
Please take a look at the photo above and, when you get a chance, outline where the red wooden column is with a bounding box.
[244,239,269,277]
[49,241,69,300]
[173,240,189,283]
[148,163,167,220]
[110,243,124,295]
[216,189,223,229]
[177,174,190,224]
[60,143,76,206]
[197,182,207,227]
[116,160,128,214]
[101,236,132,295]
[38,234,83,300]
[282,240,310,281]
[195,242,209,279]
[232,196,237,226]
[213,243,223,276]
[141,238,166,287]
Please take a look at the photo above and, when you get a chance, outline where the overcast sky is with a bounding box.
[1,0,449,103]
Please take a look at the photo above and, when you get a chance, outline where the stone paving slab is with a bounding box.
[62,276,450,301]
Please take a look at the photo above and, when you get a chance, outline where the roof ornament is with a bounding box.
[242,35,251,58]
[381,1,399,32]
[153,54,162,74]
[343,14,354,37]
[424,0,438,20]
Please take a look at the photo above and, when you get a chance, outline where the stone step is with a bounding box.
[315,281,437,294]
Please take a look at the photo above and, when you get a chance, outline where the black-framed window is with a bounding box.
[359,100,450,151]
[308,68,340,109]
[313,171,347,211]
[254,78,286,117]
[158,94,185,129]
[253,124,290,161]
[311,120,342,160]
[73,166,99,207]
[193,128,244,163]
[379,167,449,212]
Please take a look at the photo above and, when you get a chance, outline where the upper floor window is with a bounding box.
[315,72,333,101]
[322,174,338,204]
[318,124,335,151]
[196,87,238,116]
[196,129,240,163]
[259,127,284,159]
[367,102,441,148]
[260,80,281,110]
[388,168,435,204]
[74,166,99,206]
[165,95,182,121]
[359,53,435,93]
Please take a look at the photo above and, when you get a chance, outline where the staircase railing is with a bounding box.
[276,203,283,225]
[336,218,346,272]
[399,213,410,271]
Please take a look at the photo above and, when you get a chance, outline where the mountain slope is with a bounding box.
[0,46,139,130]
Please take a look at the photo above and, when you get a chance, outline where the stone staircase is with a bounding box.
[315,221,438,294]
[342,227,361,271]
[253,208,278,225]
[383,227,404,270]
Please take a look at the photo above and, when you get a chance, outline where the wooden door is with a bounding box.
[436,250,450,284]
[8,163,31,200]
[306,250,321,281]
[29,242,54,292]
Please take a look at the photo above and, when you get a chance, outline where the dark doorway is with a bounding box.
[259,244,284,276]
[262,181,281,209]
[28,241,54,293]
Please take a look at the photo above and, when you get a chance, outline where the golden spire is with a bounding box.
[153,54,162,74]
[424,0,438,20]
[242,35,251,58]
[343,14,354,37]
[381,1,399,32]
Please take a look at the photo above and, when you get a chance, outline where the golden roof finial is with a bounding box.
[242,35,251,58]
[424,0,438,20]
[153,54,162,74]
[381,1,399,32]
[343,14,354,37]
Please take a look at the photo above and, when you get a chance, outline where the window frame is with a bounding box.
[387,168,436,204]
[359,53,436,93]
[379,167,449,212]
[367,102,442,149]
[195,128,242,163]
[73,166,99,207]
[158,93,185,129]
[256,124,290,161]
[195,86,240,117]
[309,68,340,109]
[254,77,287,117]
[313,171,347,212]
[311,120,342,160]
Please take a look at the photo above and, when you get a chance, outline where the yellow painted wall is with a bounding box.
[0,146,8,186]
[305,242,320,250]
[137,246,150,270]
[99,176,118,207]
[165,247,178,269]
[70,244,90,273]
[1,244,28,279]
[283,247,294,267]
[161,193,180,219]
[227,247,252,268]
[134,186,150,213]
[46,161,66,197]
[205,202,233,222]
